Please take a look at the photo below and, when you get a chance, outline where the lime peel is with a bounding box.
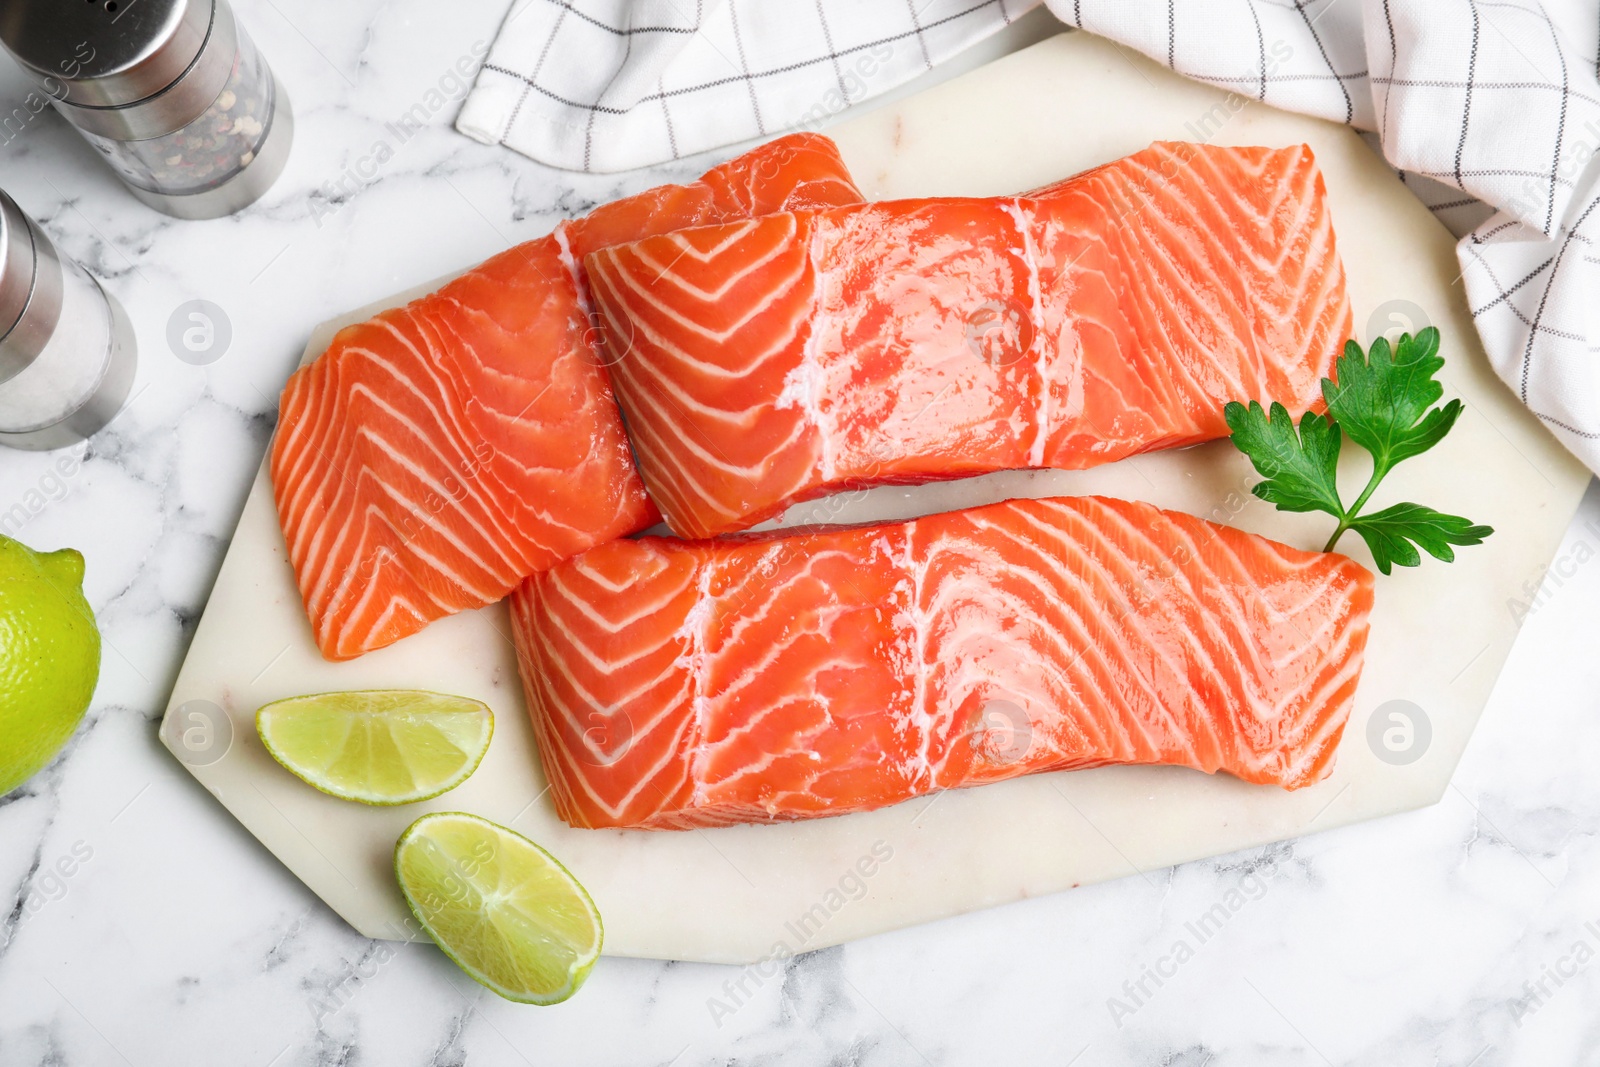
[395,811,602,1005]
[0,535,101,796]
[256,690,492,805]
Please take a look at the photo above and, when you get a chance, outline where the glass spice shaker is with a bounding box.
[0,190,137,451]
[0,0,293,220]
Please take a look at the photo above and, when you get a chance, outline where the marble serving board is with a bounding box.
[160,31,1588,964]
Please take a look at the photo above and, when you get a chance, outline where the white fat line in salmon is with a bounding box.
[511,496,1375,830]
[272,134,867,660]
[587,141,1350,539]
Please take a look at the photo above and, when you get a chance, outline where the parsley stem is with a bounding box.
[1323,459,1389,553]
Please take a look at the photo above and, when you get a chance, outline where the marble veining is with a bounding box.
[1,0,1598,1063]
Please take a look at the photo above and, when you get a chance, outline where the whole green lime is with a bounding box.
[0,534,101,795]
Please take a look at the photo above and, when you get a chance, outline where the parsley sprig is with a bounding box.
[1223,327,1493,574]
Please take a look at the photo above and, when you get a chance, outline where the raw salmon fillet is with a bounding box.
[271,134,863,660]
[509,495,1374,830]
[586,141,1353,538]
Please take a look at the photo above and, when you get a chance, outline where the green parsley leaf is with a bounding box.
[1323,328,1463,476]
[1225,326,1492,573]
[1345,503,1495,575]
[1223,401,1343,517]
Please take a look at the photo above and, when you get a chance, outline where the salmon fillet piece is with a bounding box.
[586,141,1353,538]
[271,134,864,660]
[509,495,1374,830]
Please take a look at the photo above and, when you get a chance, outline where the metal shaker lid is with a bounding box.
[0,192,64,386]
[0,193,38,352]
[0,0,239,141]
[0,0,211,108]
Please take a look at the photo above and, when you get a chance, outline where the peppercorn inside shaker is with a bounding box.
[0,191,137,452]
[0,0,293,220]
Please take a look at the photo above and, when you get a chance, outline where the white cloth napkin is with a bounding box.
[456,0,1032,172]
[458,0,1600,478]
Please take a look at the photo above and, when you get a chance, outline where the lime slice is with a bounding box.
[256,690,492,805]
[395,812,602,1004]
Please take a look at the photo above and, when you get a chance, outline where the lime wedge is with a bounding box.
[256,690,492,805]
[395,812,602,1004]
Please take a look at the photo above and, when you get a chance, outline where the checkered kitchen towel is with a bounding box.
[457,0,1600,477]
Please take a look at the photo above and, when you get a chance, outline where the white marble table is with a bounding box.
[1,2,1596,1063]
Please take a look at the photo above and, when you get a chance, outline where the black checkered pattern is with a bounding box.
[1047,1,1600,464]
[457,0,1035,172]
[457,0,1600,471]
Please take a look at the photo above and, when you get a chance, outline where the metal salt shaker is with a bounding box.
[0,0,294,219]
[0,191,136,451]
